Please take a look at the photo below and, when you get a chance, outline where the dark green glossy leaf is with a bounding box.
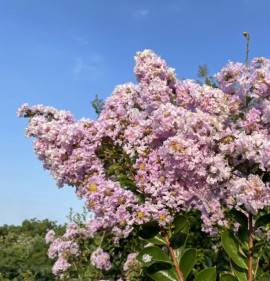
[220,273,238,281]
[173,215,188,234]
[138,221,160,239]
[145,233,166,245]
[222,229,248,269]
[146,263,179,281]
[136,246,173,267]
[231,259,247,281]
[180,248,197,280]
[229,209,248,228]
[255,214,270,229]
[194,267,216,281]
[170,222,190,263]
[237,226,249,250]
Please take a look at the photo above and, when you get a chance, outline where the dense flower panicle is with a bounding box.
[90,248,112,271]
[19,49,270,245]
[215,61,248,96]
[200,199,228,235]
[46,222,90,277]
[123,253,138,271]
[225,175,270,214]
[45,230,55,243]
[52,255,71,278]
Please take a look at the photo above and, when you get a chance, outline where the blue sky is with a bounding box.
[1,0,270,226]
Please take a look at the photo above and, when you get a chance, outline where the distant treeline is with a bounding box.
[0,218,66,281]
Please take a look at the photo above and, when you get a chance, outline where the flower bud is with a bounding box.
[105,189,111,196]
[120,221,126,227]
[118,197,125,204]
[160,176,166,183]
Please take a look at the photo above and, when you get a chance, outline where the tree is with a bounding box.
[19,37,270,280]
[0,219,65,280]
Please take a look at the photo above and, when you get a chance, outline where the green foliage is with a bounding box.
[228,209,248,229]
[90,94,104,116]
[221,229,248,269]
[137,222,166,245]
[66,206,89,226]
[193,267,216,281]
[219,273,238,281]
[255,214,270,229]
[137,246,173,267]
[0,218,65,280]
[137,215,218,281]
[146,263,179,281]
[170,221,189,264]
[180,249,197,280]
[196,64,217,87]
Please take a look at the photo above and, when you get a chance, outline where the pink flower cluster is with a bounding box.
[123,253,139,271]
[19,50,270,239]
[90,248,112,271]
[46,222,90,277]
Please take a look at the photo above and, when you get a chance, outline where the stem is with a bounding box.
[161,228,184,281]
[128,166,146,195]
[254,250,261,279]
[248,213,253,281]
[243,32,250,71]
[99,230,106,247]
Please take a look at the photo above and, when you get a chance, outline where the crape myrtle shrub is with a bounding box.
[19,49,270,280]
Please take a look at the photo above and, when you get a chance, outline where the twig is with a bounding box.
[254,248,262,279]
[161,228,184,281]
[243,32,250,71]
[248,213,253,281]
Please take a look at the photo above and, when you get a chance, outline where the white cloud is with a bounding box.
[89,53,103,62]
[73,54,103,79]
[134,9,149,18]
[73,36,88,45]
[73,57,90,74]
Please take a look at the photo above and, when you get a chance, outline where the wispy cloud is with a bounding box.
[73,36,88,45]
[73,57,91,74]
[134,9,149,18]
[73,54,104,79]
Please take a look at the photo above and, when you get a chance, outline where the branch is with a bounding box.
[248,213,253,281]
[161,228,184,281]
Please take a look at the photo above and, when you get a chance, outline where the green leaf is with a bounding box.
[170,222,190,263]
[237,226,249,250]
[255,214,270,229]
[136,246,173,267]
[229,209,248,228]
[250,240,266,252]
[180,248,197,280]
[220,274,238,281]
[222,229,248,269]
[173,215,188,234]
[108,163,122,170]
[138,222,166,244]
[146,263,179,281]
[138,221,160,239]
[145,233,167,245]
[231,259,247,281]
[259,275,270,281]
[193,267,216,281]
